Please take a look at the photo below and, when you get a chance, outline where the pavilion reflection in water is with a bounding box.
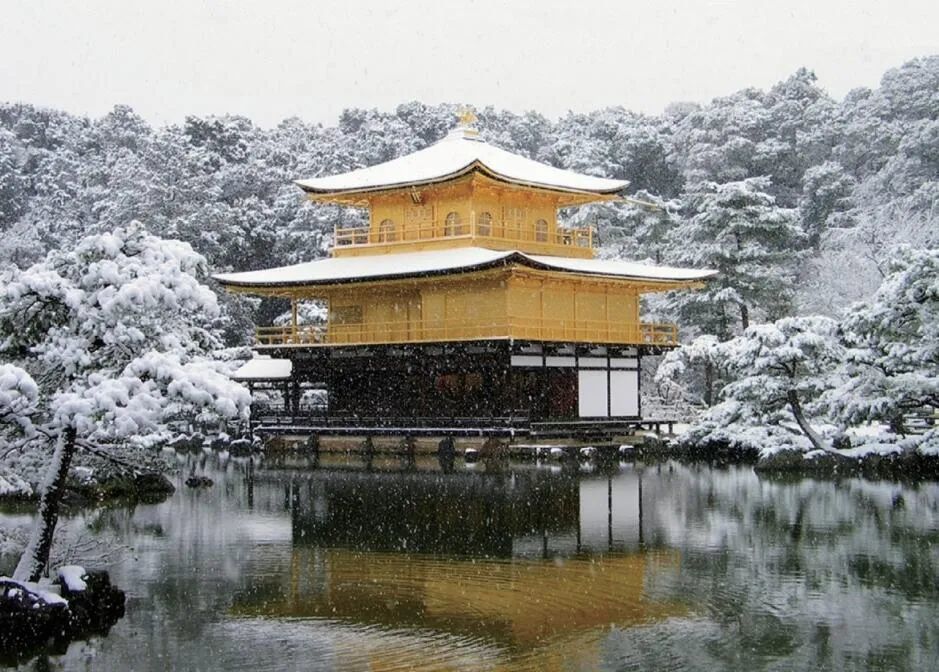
[283,462,651,557]
[232,462,685,670]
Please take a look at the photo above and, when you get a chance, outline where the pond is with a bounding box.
[3,451,939,671]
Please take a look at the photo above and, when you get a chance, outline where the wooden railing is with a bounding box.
[255,317,677,347]
[333,221,593,251]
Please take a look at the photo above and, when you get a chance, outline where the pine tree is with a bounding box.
[666,177,805,339]
[825,246,939,435]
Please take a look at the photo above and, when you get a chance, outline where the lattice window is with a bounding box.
[406,205,433,238]
[331,305,363,324]
[505,207,526,237]
[477,211,492,236]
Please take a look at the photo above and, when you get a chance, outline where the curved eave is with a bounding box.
[213,254,517,291]
[518,258,718,287]
[213,251,716,296]
[295,161,628,203]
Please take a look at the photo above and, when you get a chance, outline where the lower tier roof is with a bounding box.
[213,247,715,289]
[231,356,293,380]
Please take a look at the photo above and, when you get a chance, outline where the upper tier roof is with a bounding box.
[295,127,630,198]
[213,247,716,289]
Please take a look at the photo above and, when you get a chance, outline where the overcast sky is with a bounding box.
[1,0,937,128]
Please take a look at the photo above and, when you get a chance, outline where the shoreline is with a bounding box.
[638,436,939,481]
[4,436,939,510]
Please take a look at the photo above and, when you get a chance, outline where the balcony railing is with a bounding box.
[255,317,677,348]
[333,221,593,251]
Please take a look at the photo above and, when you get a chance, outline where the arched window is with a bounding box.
[535,218,549,242]
[444,211,463,236]
[477,211,492,237]
[378,218,396,242]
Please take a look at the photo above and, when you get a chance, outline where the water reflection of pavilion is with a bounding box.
[273,461,651,557]
[233,463,683,670]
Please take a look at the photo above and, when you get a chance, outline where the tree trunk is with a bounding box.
[786,389,830,453]
[888,412,907,436]
[704,360,714,407]
[13,427,77,582]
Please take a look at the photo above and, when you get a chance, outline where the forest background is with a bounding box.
[1,56,937,461]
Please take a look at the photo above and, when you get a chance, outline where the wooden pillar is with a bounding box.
[361,436,375,470]
[638,471,644,547]
[437,436,455,473]
[306,434,320,469]
[246,456,254,509]
[247,382,255,434]
[607,475,613,552]
[401,435,416,470]
[291,299,299,343]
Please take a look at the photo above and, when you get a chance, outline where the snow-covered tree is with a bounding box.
[796,204,939,316]
[0,363,39,442]
[549,108,681,196]
[825,246,939,435]
[674,251,937,456]
[597,190,681,264]
[666,177,805,338]
[671,69,836,206]
[798,161,856,249]
[655,335,726,408]
[679,316,844,454]
[719,316,842,451]
[0,130,29,229]
[0,223,251,580]
[834,56,939,219]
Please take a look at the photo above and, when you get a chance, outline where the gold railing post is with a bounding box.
[290,299,298,344]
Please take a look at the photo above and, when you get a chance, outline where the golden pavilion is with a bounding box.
[215,112,714,432]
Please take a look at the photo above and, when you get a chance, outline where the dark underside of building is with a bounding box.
[244,340,671,434]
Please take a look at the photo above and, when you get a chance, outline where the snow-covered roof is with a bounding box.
[295,127,629,197]
[213,247,716,289]
[523,254,718,282]
[231,356,293,380]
